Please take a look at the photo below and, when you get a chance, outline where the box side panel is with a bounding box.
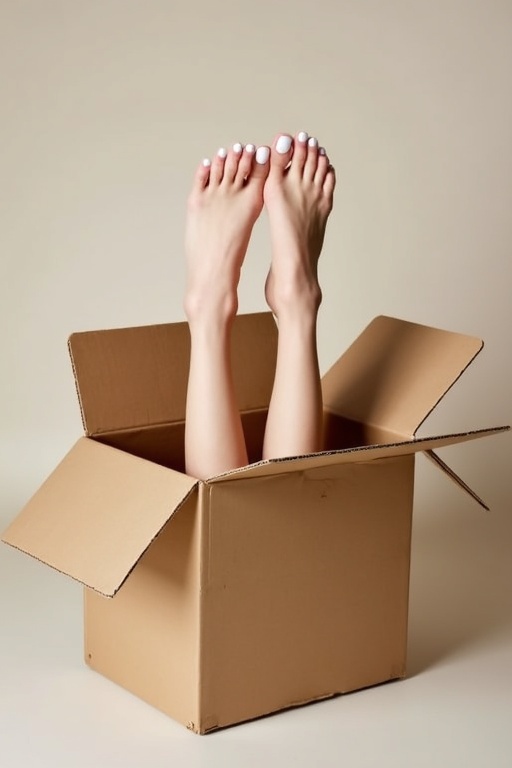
[84,494,201,729]
[199,456,414,731]
[95,422,187,474]
[322,412,405,451]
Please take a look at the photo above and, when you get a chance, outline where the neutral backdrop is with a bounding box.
[1,1,511,766]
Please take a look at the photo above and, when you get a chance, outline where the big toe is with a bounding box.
[251,145,271,181]
[269,133,294,174]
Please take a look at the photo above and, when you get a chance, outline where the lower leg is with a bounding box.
[184,142,270,479]
[263,307,323,458]
[185,316,248,479]
[263,132,335,460]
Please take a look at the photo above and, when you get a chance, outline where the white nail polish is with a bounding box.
[276,135,292,154]
[202,158,211,167]
[245,144,255,153]
[217,147,227,158]
[319,147,326,156]
[255,146,270,164]
[308,137,318,148]
[233,142,243,154]
[298,131,308,143]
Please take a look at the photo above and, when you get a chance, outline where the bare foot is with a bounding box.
[184,142,270,325]
[264,131,335,317]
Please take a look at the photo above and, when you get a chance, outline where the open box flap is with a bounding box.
[1,438,198,597]
[423,450,490,510]
[322,316,483,437]
[69,312,277,436]
[207,426,508,483]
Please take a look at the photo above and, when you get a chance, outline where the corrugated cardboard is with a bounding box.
[2,312,509,733]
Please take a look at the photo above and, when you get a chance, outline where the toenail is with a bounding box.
[298,131,308,143]
[319,147,326,156]
[246,144,255,153]
[233,142,243,154]
[276,135,292,154]
[255,146,270,164]
[202,158,211,167]
[308,137,318,148]
[217,147,227,158]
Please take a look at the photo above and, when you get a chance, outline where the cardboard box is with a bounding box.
[2,312,508,734]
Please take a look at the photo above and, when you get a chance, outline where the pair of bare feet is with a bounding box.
[184,131,335,326]
[183,131,335,479]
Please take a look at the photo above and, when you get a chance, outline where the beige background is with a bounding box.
[1,1,511,765]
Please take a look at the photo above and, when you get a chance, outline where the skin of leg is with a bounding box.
[184,143,270,479]
[262,132,336,460]
[185,317,248,479]
[263,310,324,458]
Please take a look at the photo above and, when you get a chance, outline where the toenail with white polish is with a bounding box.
[319,147,326,156]
[308,137,318,148]
[246,144,255,153]
[276,135,292,154]
[298,131,308,143]
[217,147,227,158]
[233,142,243,154]
[202,158,211,167]
[255,146,270,164]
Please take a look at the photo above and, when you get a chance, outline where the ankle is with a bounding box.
[184,283,239,325]
[266,272,322,318]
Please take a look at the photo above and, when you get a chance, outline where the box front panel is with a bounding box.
[200,456,414,731]
[84,494,201,729]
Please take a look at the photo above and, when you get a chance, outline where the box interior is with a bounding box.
[93,410,404,475]
[68,311,487,475]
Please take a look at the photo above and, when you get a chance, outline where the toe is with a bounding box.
[269,133,294,174]
[323,164,336,208]
[234,143,256,185]
[303,136,319,181]
[223,142,244,183]
[251,145,271,180]
[289,131,308,176]
[193,157,211,192]
[209,147,227,185]
[314,148,330,186]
